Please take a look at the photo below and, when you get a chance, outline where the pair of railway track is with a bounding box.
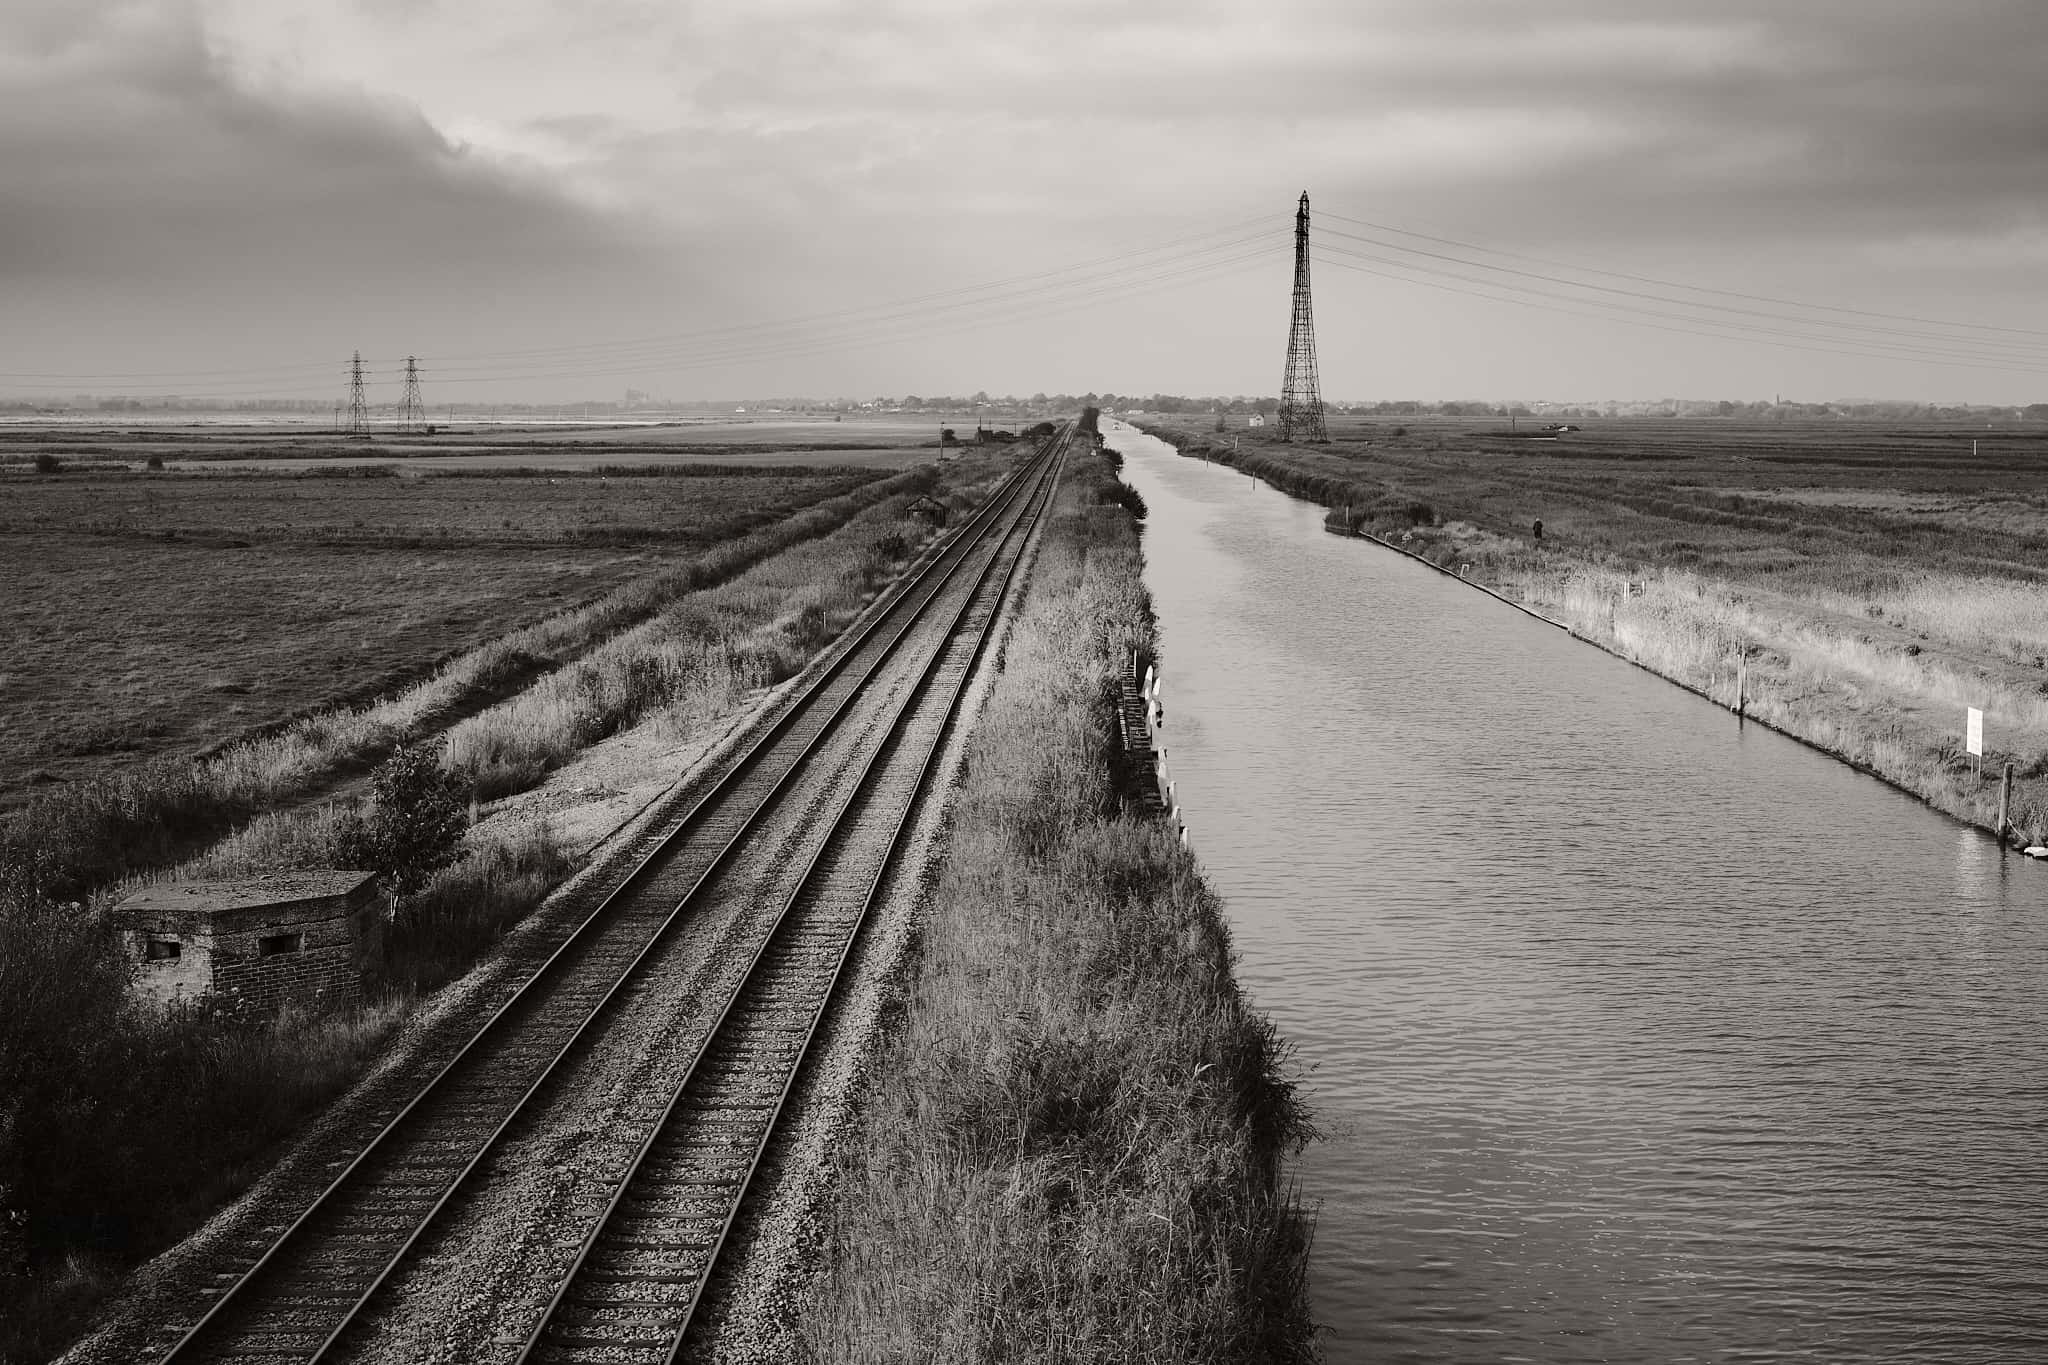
[151,425,1071,1365]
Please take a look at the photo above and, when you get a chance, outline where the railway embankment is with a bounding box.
[0,453,1015,1365]
[1133,417,2048,854]
[796,419,1318,1362]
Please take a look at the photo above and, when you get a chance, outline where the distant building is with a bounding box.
[1248,413,1265,427]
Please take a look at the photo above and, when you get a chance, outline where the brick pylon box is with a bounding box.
[115,870,383,1010]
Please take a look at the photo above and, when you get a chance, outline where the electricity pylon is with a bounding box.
[1278,191,1328,443]
[345,351,369,437]
[398,356,425,432]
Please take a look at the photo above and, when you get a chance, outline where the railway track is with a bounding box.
[152,424,1071,1365]
[518,429,1061,1364]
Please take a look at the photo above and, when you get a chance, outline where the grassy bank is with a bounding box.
[799,422,1316,1362]
[1136,416,2048,849]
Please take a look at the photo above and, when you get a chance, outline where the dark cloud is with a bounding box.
[0,0,657,287]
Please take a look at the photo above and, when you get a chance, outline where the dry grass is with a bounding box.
[799,440,1316,1363]
[1143,415,2048,846]
[442,469,994,798]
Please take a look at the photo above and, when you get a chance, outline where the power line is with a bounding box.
[1312,248,2048,378]
[1314,223,2048,365]
[1319,209,2048,344]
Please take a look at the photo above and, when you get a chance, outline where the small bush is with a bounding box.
[332,744,469,897]
[144,455,165,472]
[31,453,62,474]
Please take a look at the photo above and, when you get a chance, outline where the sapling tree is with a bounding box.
[332,744,470,898]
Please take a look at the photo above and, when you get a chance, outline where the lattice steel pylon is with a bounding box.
[398,356,425,432]
[1278,191,1328,443]
[345,351,369,437]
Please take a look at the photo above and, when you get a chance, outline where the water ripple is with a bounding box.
[1117,432,2048,1364]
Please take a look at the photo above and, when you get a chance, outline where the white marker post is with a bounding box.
[1967,706,1985,779]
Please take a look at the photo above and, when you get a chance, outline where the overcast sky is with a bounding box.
[5,0,2046,404]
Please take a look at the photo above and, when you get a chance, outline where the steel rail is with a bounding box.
[154,430,1067,1365]
[517,425,1069,1364]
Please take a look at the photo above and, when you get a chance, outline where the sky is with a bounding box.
[4,0,2046,405]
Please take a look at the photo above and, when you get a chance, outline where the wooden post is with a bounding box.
[1736,658,1747,719]
[1998,763,2012,846]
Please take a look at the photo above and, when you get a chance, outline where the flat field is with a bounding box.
[0,452,886,809]
[1258,414,2048,589]
[1142,414,2048,844]
[0,416,966,473]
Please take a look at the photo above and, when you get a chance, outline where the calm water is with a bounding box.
[1109,423,2048,1364]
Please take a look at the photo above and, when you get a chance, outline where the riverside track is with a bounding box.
[153,424,1071,1365]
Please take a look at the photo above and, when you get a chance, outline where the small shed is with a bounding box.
[906,494,949,526]
[1248,414,1266,427]
[116,870,383,1010]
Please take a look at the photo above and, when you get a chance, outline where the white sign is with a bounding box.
[1967,707,1984,756]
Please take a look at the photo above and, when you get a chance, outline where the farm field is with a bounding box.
[1139,414,2048,846]
[0,453,888,810]
[0,415,1009,473]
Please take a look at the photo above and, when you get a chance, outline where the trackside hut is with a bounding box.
[115,870,383,1010]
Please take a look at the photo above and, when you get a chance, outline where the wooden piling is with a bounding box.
[1998,763,2012,847]
[1736,658,1747,719]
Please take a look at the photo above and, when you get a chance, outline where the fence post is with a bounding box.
[1998,763,2013,847]
[1736,658,1746,719]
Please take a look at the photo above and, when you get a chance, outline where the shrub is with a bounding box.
[144,455,165,472]
[331,744,469,897]
[31,453,61,474]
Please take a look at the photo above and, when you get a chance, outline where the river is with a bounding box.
[1107,422,2048,1364]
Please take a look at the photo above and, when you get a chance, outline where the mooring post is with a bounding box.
[1736,658,1747,719]
[1997,763,2013,847]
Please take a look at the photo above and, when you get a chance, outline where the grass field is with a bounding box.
[1137,414,2048,847]
[0,458,885,812]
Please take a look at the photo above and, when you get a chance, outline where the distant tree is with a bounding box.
[31,453,61,474]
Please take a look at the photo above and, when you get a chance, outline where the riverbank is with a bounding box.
[797,420,1318,1361]
[1133,417,2048,852]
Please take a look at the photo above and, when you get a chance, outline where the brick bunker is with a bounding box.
[115,870,384,1010]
